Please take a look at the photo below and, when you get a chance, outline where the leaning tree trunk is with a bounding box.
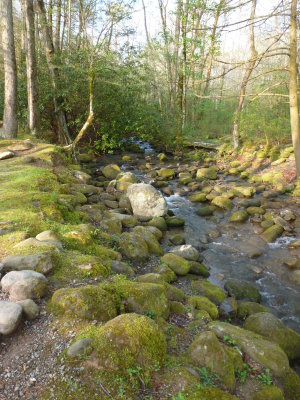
[232,0,257,150]
[23,0,40,136]
[289,0,300,176]
[36,0,71,144]
[1,0,18,138]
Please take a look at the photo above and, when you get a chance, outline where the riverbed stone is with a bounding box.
[165,216,185,227]
[1,252,54,275]
[196,205,216,216]
[157,168,175,179]
[208,321,290,377]
[237,301,269,320]
[170,244,199,261]
[191,280,227,305]
[118,232,149,260]
[244,312,300,360]
[133,226,163,255]
[127,183,168,221]
[0,301,22,335]
[225,278,261,303]
[160,253,190,276]
[148,216,168,231]
[212,196,234,210]
[189,261,210,277]
[247,206,265,215]
[229,210,248,223]
[196,167,218,181]
[73,170,92,184]
[169,233,185,245]
[1,270,48,301]
[219,298,238,318]
[234,186,256,198]
[102,164,121,180]
[262,224,284,242]
[187,296,218,319]
[153,263,177,283]
[189,192,207,202]
[188,331,236,392]
[17,299,39,320]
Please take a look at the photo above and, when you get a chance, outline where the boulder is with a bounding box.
[189,192,207,203]
[0,151,15,160]
[229,210,248,223]
[237,301,269,320]
[196,167,218,181]
[160,253,190,276]
[219,298,238,318]
[170,244,199,261]
[165,216,185,227]
[157,168,175,179]
[101,164,121,180]
[127,183,168,221]
[187,296,218,319]
[67,338,92,358]
[1,253,54,275]
[73,170,92,184]
[262,224,284,242]
[225,278,261,302]
[212,196,234,210]
[153,263,177,283]
[252,386,284,400]
[247,207,265,215]
[188,331,236,392]
[208,321,290,377]
[196,206,216,216]
[133,226,163,255]
[189,261,210,277]
[148,216,167,231]
[0,301,22,335]
[169,233,185,245]
[17,299,39,320]
[191,280,227,305]
[244,312,300,360]
[1,270,48,301]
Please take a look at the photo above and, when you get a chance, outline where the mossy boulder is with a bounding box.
[229,210,248,223]
[51,285,118,322]
[252,386,284,400]
[234,186,256,198]
[112,279,170,319]
[212,196,234,210]
[161,253,190,276]
[154,263,177,283]
[196,167,218,181]
[189,261,210,277]
[157,168,175,179]
[262,224,284,242]
[188,331,236,392]
[164,284,185,302]
[247,206,265,215]
[237,301,269,320]
[118,232,149,260]
[133,226,163,256]
[196,206,216,216]
[225,279,261,303]
[208,322,290,377]
[282,368,300,400]
[187,296,218,319]
[191,280,226,305]
[101,164,121,180]
[244,312,300,360]
[82,313,166,376]
[148,216,168,231]
[183,385,238,399]
[170,233,185,245]
[219,298,238,318]
[170,301,186,315]
[165,216,185,227]
[153,366,198,397]
[189,192,207,203]
[137,273,164,285]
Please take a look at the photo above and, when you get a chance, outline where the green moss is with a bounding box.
[182,385,239,399]
[237,302,269,320]
[212,196,234,210]
[188,192,207,202]
[282,368,300,400]
[252,386,284,400]
[187,296,218,319]
[191,280,226,305]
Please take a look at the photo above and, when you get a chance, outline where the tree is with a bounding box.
[23,0,40,136]
[1,0,18,138]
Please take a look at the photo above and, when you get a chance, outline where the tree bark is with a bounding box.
[232,0,257,150]
[289,0,300,175]
[1,0,18,138]
[23,0,40,136]
[54,0,61,51]
[36,0,71,144]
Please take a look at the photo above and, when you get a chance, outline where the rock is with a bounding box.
[104,199,119,209]
[196,206,216,216]
[234,186,255,198]
[158,153,167,162]
[51,285,118,322]
[247,206,265,215]
[15,237,61,251]
[160,253,190,276]
[252,386,284,400]
[99,215,122,235]
[191,280,227,305]
[67,338,92,358]
[0,301,22,335]
[110,212,138,228]
[110,261,134,276]
[229,210,248,223]
[225,278,261,303]
[282,368,300,400]
[146,226,163,241]
[290,270,300,284]
[17,299,39,320]
[262,224,284,242]
[82,313,166,374]
[1,270,48,301]
[133,226,163,255]
[219,298,238,318]
[239,198,261,207]
[188,331,236,392]
[73,170,92,184]
[116,171,136,183]
[157,168,175,179]
[184,386,238,399]
[237,301,269,320]
[196,167,218,181]
[187,296,218,319]
[208,321,289,377]
[148,216,168,231]
[244,312,300,361]
[0,151,15,160]
[212,196,234,210]
[189,192,207,202]
[153,263,177,283]
[189,261,210,277]
[153,366,198,398]
[118,232,149,260]
[170,301,186,315]
[137,273,164,284]
[170,244,199,261]
[36,230,59,242]
[1,253,54,275]
[165,216,185,227]
[101,164,121,180]
[127,183,168,221]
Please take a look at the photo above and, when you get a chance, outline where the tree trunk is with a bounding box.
[23,0,40,136]
[232,0,257,150]
[54,0,61,51]
[1,0,18,138]
[36,0,71,144]
[289,0,300,175]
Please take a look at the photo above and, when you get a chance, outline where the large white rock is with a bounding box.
[0,151,15,160]
[127,183,168,221]
[0,301,22,335]
[1,270,48,301]
[1,253,54,275]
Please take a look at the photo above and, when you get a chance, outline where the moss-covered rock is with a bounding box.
[196,167,218,181]
[101,164,121,180]
[148,216,168,231]
[237,301,269,320]
[187,296,218,319]
[133,226,163,256]
[225,279,261,302]
[247,206,266,215]
[188,192,207,203]
[262,224,284,242]
[51,285,118,322]
[164,283,185,302]
[118,232,149,260]
[154,263,177,283]
[233,186,255,198]
[229,210,248,223]
[191,280,226,305]
[81,313,166,376]
[219,298,238,318]
[189,261,210,277]
[196,206,216,216]
[252,386,284,400]
[170,301,186,315]
[165,216,185,227]
[282,368,300,400]
[169,233,185,245]
[212,196,234,210]
[244,312,300,360]
[208,321,290,377]
[160,253,190,276]
[182,385,239,399]
[157,168,175,179]
[137,273,165,284]
[188,331,236,392]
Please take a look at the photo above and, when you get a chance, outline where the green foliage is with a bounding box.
[196,367,221,387]
[257,369,272,386]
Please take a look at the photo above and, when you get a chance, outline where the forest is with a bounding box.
[0,1,300,400]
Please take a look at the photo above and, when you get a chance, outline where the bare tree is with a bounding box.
[1,0,18,138]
